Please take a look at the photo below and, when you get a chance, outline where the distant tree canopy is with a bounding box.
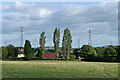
[94,47,105,61]
[94,48,105,58]
[104,45,118,61]
[62,28,72,60]
[39,32,46,59]
[80,45,97,61]
[117,46,120,62]
[24,40,32,60]
[53,28,60,59]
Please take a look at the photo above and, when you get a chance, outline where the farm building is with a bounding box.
[17,49,25,58]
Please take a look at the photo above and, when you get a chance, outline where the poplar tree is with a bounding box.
[62,28,72,60]
[24,40,32,60]
[53,28,60,59]
[39,31,46,59]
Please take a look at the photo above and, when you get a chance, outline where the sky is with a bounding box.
[1,1,118,48]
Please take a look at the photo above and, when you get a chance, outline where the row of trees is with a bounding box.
[2,43,119,62]
[37,28,72,60]
[1,28,72,60]
[73,45,120,62]
[1,44,21,60]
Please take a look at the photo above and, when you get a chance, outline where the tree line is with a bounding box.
[1,28,120,62]
[74,45,120,62]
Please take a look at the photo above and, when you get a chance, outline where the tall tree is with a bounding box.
[6,44,15,57]
[104,45,117,61]
[62,28,72,60]
[80,45,97,61]
[53,28,60,59]
[24,40,32,60]
[39,32,46,59]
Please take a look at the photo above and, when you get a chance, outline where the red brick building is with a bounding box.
[43,53,59,59]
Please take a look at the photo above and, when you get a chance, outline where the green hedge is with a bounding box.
[10,57,24,61]
[69,55,76,59]
[70,59,81,61]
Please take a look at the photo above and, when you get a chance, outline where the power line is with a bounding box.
[5,39,7,46]
[111,41,112,45]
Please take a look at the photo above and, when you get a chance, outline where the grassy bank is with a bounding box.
[2,61,118,78]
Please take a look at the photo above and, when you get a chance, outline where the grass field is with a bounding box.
[2,61,118,78]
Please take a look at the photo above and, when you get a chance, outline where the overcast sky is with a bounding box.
[1,2,118,48]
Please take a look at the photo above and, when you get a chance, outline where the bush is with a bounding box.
[10,57,23,61]
[70,59,80,61]
[43,58,54,60]
[31,57,41,60]
[25,54,32,60]
[69,55,76,60]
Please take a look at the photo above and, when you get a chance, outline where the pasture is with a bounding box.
[2,61,118,78]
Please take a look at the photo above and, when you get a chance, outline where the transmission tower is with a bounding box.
[5,39,7,46]
[88,27,92,46]
[78,38,80,48]
[111,41,112,45]
[20,27,24,47]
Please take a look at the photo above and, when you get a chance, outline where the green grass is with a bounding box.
[2,61,118,78]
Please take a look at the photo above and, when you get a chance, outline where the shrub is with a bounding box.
[10,57,23,61]
[69,55,76,60]
[70,59,80,61]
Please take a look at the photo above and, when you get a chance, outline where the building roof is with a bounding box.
[43,53,59,59]
[18,49,24,53]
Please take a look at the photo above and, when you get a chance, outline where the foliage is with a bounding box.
[47,49,55,53]
[53,28,60,59]
[24,40,32,60]
[70,59,81,61]
[104,45,118,62]
[14,47,19,57]
[39,32,46,59]
[62,28,72,60]
[1,47,8,60]
[32,48,35,55]
[36,50,43,59]
[80,45,97,61]
[94,47,105,61]
[6,44,15,57]
[73,48,79,59]
[117,46,120,62]
[69,55,76,60]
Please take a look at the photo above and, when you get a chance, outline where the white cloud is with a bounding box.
[29,8,52,20]
[15,1,25,7]
[1,2,118,47]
